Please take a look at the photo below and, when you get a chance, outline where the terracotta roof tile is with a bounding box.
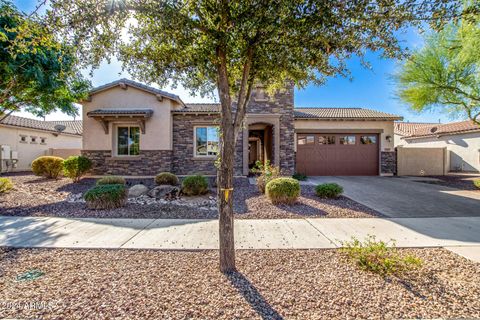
[394,122,438,136]
[0,115,82,135]
[405,120,480,139]
[294,108,402,120]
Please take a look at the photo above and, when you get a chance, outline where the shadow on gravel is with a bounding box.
[226,271,283,320]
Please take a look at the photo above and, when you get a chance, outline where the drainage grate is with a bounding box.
[16,270,45,282]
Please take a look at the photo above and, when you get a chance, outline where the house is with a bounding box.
[81,79,402,177]
[0,115,82,172]
[395,120,480,172]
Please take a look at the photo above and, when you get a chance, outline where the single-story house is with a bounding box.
[395,120,480,172]
[0,115,82,172]
[81,79,402,177]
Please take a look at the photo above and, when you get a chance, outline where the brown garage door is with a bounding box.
[296,133,379,176]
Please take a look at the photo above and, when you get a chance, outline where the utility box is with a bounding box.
[1,145,11,160]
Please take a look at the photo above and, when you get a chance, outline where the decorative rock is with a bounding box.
[128,184,149,198]
[147,185,180,199]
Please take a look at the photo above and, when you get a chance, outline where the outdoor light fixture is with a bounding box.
[386,135,392,142]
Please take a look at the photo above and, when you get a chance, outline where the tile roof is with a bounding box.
[0,115,82,135]
[294,108,403,120]
[89,79,185,106]
[176,103,221,113]
[394,122,438,136]
[404,120,480,139]
[86,109,154,117]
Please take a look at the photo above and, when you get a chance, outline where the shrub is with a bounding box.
[155,172,179,185]
[0,177,13,193]
[96,176,126,186]
[474,179,480,190]
[292,172,307,181]
[265,177,300,204]
[182,175,209,196]
[251,160,281,193]
[341,235,422,276]
[63,156,92,182]
[84,184,127,209]
[315,183,343,198]
[31,156,64,179]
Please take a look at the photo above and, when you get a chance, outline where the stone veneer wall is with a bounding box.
[82,150,172,176]
[246,84,295,175]
[381,151,396,175]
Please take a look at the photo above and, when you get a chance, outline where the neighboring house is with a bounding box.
[81,79,402,177]
[394,120,480,172]
[0,115,82,172]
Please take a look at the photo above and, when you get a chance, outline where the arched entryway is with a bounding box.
[242,114,281,176]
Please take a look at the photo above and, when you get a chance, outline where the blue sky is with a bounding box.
[14,0,453,123]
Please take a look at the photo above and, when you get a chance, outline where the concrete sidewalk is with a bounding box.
[1,216,480,262]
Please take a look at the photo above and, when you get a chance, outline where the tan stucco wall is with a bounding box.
[399,132,480,172]
[82,86,181,152]
[0,125,82,171]
[293,120,395,152]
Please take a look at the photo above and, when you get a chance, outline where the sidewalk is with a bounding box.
[1,216,480,261]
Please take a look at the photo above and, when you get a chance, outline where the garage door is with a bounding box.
[296,133,379,176]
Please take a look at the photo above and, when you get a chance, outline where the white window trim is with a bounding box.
[115,125,141,157]
[194,125,219,158]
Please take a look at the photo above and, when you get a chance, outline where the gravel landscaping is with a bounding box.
[0,173,380,219]
[0,248,478,319]
[421,174,480,191]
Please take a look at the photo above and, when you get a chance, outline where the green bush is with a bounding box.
[155,172,179,185]
[341,235,422,276]
[315,183,343,198]
[182,175,209,196]
[473,179,480,190]
[265,177,300,204]
[292,172,307,181]
[31,156,64,179]
[96,176,126,186]
[63,156,92,183]
[84,184,128,209]
[251,160,281,193]
[0,177,13,193]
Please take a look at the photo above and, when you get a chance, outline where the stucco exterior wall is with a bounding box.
[294,120,396,152]
[400,132,480,172]
[82,86,180,152]
[0,125,81,171]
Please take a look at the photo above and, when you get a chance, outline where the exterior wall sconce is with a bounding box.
[386,135,392,142]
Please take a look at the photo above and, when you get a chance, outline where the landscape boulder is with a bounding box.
[148,185,180,199]
[128,184,149,198]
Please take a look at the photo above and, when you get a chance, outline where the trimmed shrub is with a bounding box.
[265,177,300,204]
[155,172,179,185]
[96,176,126,186]
[0,177,13,193]
[31,156,64,179]
[182,175,209,196]
[84,184,127,209]
[474,179,480,190]
[315,183,343,198]
[292,172,307,181]
[63,156,92,183]
[341,235,422,276]
[251,160,281,193]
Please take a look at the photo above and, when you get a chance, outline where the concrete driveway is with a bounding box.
[307,176,480,218]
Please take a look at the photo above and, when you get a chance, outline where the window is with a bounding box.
[117,126,140,156]
[40,137,46,144]
[339,135,356,145]
[298,135,314,145]
[30,136,37,144]
[360,135,377,144]
[195,126,219,157]
[19,135,27,143]
[318,135,336,145]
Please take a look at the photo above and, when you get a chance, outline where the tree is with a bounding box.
[0,0,90,121]
[48,0,461,273]
[396,11,480,125]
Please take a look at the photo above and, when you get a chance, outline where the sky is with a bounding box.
[13,0,454,124]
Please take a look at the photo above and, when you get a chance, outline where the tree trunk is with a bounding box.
[217,122,236,273]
